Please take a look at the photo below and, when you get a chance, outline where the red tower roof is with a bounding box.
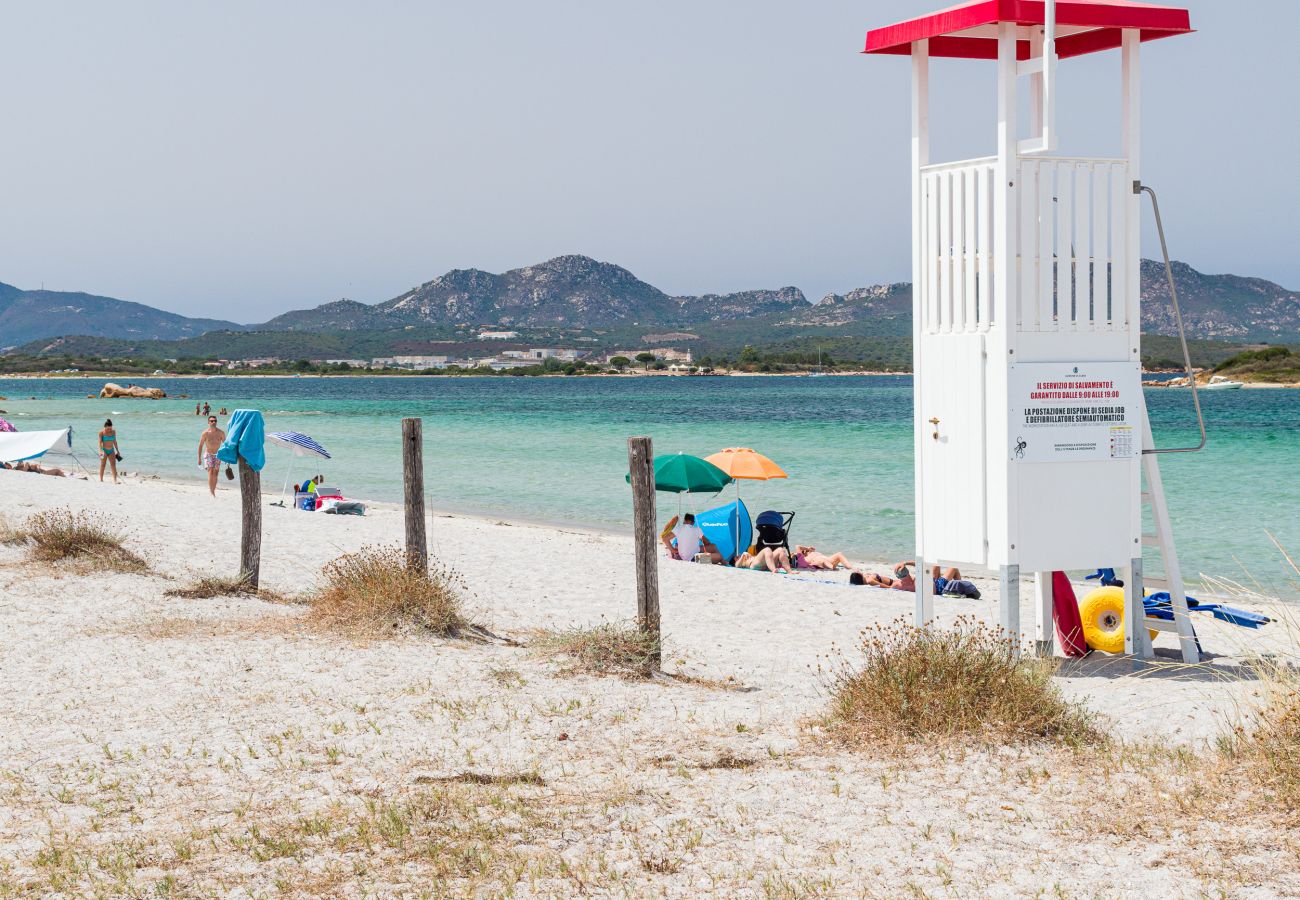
[864,0,1192,60]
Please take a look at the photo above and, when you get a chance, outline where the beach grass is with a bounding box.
[163,574,297,605]
[533,622,662,678]
[309,545,467,637]
[824,617,1104,748]
[2,507,147,573]
[1220,657,1300,821]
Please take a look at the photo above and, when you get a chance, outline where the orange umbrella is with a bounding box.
[704,447,788,481]
[704,448,787,557]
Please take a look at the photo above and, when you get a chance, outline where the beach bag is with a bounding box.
[941,579,981,599]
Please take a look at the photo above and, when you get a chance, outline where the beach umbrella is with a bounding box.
[0,417,16,433]
[266,431,331,507]
[704,448,788,556]
[704,447,788,481]
[624,453,732,494]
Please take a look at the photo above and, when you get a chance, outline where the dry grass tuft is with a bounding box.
[164,575,259,599]
[309,545,467,637]
[825,617,1104,748]
[697,754,757,771]
[163,575,297,605]
[413,772,546,787]
[4,507,146,573]
[533,622,661,678]
[1223,660,1300,821]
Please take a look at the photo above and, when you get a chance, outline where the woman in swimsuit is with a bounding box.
[792,545,853,570]
[734,546,794,573]
[98,418,120,484]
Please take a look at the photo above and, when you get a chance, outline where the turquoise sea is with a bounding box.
[2,375,1297,599]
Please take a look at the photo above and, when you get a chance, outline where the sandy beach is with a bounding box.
[2,470,1297,896]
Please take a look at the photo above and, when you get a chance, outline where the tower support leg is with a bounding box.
[999,564,1020,659]
[914,556,934,626]
[1033,571,1054,657]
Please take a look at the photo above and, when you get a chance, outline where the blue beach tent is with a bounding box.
[696,498,752,564]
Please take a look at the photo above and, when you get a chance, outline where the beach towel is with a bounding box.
[216,409,266,471]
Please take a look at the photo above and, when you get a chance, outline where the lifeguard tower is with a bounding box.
[864,1,1203,662]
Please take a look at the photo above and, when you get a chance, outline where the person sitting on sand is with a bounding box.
[197,415,225,497]
[735,546,794,574]
[98,419,120,484]
[792,544,854,571]
[659,513,723,563]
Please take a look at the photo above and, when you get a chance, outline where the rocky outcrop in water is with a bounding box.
[100,383,165,399]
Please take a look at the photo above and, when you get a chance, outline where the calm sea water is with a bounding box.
[2,375,1297,598]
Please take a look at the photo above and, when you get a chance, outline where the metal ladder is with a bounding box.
[1126,182,1205,665]
[1130,409,1200,663]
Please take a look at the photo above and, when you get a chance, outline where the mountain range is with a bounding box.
[3,255,1298,353]
[258,256,810,332]
[0,283,243,348]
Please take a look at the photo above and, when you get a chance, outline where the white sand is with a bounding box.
[2,470,1296,896]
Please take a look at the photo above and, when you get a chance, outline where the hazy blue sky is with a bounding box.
[2,1,1296,322]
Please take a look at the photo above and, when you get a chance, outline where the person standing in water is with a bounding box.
[202,401,211,417]
[197,415,225,496]
[98,419,120,484]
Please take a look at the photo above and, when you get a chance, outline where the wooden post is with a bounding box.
[238,457,262,589]
[402,418,427,571]
[627,436,660,670]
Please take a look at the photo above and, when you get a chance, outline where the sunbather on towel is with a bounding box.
[792,545,853,571]
[735,547,793,574]
[852,561,980,599]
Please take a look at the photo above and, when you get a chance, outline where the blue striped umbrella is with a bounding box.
[267,431,331,459]
[266,431,331,507]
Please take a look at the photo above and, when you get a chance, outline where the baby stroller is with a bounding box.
[754,510,795,555]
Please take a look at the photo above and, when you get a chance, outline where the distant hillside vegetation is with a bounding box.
[0,283,244,348]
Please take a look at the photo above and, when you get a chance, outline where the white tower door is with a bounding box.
[917,333,987,566]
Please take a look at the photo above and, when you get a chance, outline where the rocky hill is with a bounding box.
[1139,259,1300,340]
[0,284,244,348]
[261,256,808,331]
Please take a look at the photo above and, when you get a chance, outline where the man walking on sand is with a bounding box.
[198,415,225,496]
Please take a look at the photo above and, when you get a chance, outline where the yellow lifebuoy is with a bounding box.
[1078,586,1157,654]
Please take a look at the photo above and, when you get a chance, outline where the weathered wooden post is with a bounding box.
[626,436,660,670]
[402,417,428,571]
[238,457,262,588]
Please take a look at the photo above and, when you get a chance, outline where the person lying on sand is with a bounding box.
[851,561,980,598]
[4,460,68,477]
[735,547,794,574]
[792,545,853,571]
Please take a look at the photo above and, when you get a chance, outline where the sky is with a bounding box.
[1,1,1296,323]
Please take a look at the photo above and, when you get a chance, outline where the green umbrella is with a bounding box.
[625,452,733,494]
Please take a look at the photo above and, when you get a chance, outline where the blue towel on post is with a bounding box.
[216,409,266,471]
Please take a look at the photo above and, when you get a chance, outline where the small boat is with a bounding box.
[808,347,828,377]
[1203,375,1244,391]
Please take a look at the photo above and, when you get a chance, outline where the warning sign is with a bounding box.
[1009,362,1142,462]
